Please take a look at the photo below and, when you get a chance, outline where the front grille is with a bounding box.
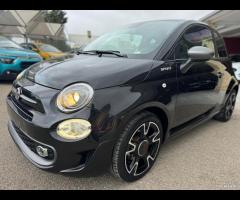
[21,62,37,69]
[13,122,55,161]
[11,84,45,114]
[9,95,33,121]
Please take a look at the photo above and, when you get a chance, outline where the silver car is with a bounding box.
[233,62,240,80]
[231,55,240,81]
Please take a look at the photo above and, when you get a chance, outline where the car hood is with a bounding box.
[24,54,155,90]
[0,47,40,58]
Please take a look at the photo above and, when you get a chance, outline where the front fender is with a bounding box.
[91,81,177,140]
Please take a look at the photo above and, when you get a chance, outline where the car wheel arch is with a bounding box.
[225,79,239,104]
[118,102,170,143]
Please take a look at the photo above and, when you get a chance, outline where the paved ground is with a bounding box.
[1,81,240,190]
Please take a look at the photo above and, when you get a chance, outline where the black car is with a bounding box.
[6,20,239,182]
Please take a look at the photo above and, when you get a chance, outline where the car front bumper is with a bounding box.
[0,70,19,80]
[0,58,41,80]
[6,81,119,175]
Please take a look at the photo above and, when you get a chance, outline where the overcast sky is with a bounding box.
[64,10,214,36]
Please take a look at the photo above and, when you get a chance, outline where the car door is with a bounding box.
[212,30,234,104]
[172,25,223,128]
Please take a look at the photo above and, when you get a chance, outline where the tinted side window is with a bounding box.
[175,25,215,59]
[213,31,228,58]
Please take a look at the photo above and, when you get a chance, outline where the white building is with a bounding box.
[67,33,98,48]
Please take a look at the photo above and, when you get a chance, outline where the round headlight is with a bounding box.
[56,83,94,113]
[57,119,91,140]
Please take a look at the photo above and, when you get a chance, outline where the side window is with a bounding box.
[213,31,228,58]
[175,25,216,60]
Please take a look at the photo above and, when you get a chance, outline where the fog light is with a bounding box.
[36,146,48,157]
[57,119,91,140]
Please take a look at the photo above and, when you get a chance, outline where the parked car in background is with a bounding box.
[7,20,239,182]
[0,36,42,80]
[70,45,86,54]
[231,54,240,81]
[20,42,67,60]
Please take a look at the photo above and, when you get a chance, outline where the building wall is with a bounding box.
[224,38,240,55]
[68,34,98,48]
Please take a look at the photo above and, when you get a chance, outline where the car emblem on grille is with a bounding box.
[15,87,22,100]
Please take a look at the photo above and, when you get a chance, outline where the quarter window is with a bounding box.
[213,31,228,58]
[175,25,216,59]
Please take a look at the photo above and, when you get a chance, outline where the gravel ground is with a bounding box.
[1,81,240,190]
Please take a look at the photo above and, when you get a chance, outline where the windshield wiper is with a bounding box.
[77,50,128,58]
[76,50,97,55]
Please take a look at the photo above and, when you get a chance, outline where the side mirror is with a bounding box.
[180,46,214,73]
[188,46,214,61]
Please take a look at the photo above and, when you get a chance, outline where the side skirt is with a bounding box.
[166,107,219,143]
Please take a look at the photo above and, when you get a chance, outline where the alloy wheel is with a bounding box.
[225,92,236,120]
[125,122,161,176]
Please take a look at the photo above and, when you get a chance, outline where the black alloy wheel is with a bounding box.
[111,111,163,182]
[214,90,237,122]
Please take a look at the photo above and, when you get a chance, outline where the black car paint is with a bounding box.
[6,20,239,175]
[24,54,155,90]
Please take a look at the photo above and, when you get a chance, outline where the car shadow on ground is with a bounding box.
[0,80,14,85]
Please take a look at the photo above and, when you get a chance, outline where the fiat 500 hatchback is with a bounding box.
[7,20,239,182]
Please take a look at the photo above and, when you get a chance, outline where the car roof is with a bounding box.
[129,19,208,27]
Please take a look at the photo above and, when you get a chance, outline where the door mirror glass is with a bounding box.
[188,46,214,61]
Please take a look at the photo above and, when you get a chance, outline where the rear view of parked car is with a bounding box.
[0,36,42,80]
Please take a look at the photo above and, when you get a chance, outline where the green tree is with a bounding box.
[44,10,68,24]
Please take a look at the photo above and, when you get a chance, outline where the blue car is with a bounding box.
[0,36,42,80]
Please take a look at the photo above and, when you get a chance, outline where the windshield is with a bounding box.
[40,44,61,52]
[84,20,182,59]
[0,36,23,49]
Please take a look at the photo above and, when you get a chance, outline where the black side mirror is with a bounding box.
[180,46,214,73]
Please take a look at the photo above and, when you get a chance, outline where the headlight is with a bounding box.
[57,119,91,140]
[0,58,14,64]
[56,83,94,113]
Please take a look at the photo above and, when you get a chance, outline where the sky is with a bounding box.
[64,10,214,36]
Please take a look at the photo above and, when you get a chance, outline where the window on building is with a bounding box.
[213,31,228,58]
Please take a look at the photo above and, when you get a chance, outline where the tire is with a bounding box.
[111,111,163,182]
[214,90,237,122]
